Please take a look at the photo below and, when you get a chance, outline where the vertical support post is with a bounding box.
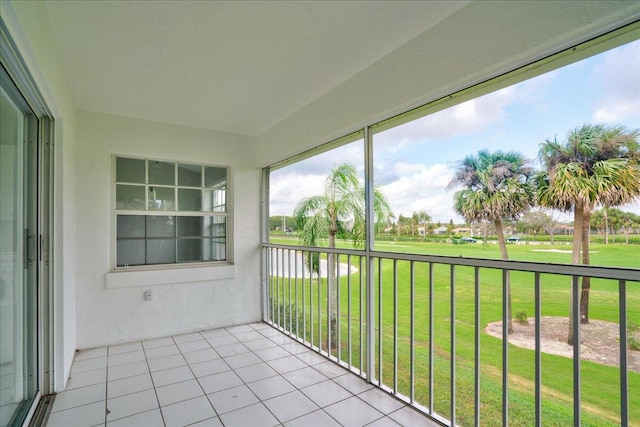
[260,168,270,322]
[364,125,375,382]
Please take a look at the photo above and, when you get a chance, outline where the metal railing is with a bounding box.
[262,242,640,427]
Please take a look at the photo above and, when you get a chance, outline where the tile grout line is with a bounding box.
[172,330,225,423]
[143,339,168,427]
[258,324,364,426]
[269,326,351,427]
[103,346,111,427]
[226,324,294,426]
[236,323,343,426]
[64,324,424,427]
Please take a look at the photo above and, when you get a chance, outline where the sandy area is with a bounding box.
[485,316,639,373]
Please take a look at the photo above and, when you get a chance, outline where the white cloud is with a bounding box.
[375,86,522,150]
[269,172,325,215]
[591,39,640,123]
[379,163,460,222]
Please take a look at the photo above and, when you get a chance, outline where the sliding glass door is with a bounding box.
[0,66,44,427]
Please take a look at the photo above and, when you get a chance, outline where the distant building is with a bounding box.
[452,227,471,234]
[433,226,448,234]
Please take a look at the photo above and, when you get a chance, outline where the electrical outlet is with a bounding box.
[144,289,153,301]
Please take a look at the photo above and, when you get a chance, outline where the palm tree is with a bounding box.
[414,210,432,238]
[449,150,535,333]
[294,162,392,348]
[536,124,640,344]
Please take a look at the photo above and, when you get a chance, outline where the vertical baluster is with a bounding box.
[281,248,286,330]
[309,250,314,347]
[302,250,306,341]
[619,280,628,427]
[348,254,352,370]
[393,259,398,394]
[366,254,375,383]
[318,250,323,352]
[502,269,509,427]
[276,248,280,327]
[337,253,341,361]
[474,267,481,427]
[410,261,415,404]
[268,248,273,323]
[429,262,434,415]
[535,273,541,427]
[451,264,456,426]
[360,255,365,376]
[288,249,292,333]
[378,257,383,385]
[572,276,581,427]
[328,252,333,356]
[294,250,299,337]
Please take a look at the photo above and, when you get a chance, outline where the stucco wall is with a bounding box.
[75,110,262,349]
[5,0,78,392]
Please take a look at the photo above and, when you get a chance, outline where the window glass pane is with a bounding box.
[203,237,226,261]
[117,215,145,238]
[203,216,226,237]
[146,239,175,264]
[149,187,175,211]
[177,216,202,237]
[149,160,174,185]
[117,240,145,266]
[178,163,201,187]
[116,157,145,183]
[177,239,202,262]
[116,184,146,210]
[147,215,174,238]
[178,188,202,211]
[203,189,226,212]
[205,166,226,188]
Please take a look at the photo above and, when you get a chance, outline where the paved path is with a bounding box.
[269,250,359,278]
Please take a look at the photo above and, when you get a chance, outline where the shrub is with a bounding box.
[515,310,529,325]
[269,299,306,337]
[629,321,640,351]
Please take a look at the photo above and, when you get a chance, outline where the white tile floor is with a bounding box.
[45,323,438,427]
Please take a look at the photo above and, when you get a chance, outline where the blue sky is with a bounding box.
[270,39,640,223]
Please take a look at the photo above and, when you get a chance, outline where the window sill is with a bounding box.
[105,263,235,289]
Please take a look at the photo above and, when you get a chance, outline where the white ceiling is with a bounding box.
[44,1,469,137]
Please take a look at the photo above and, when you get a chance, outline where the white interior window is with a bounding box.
[114,156,228,267]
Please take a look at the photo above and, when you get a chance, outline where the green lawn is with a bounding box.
[267,237,640,426]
